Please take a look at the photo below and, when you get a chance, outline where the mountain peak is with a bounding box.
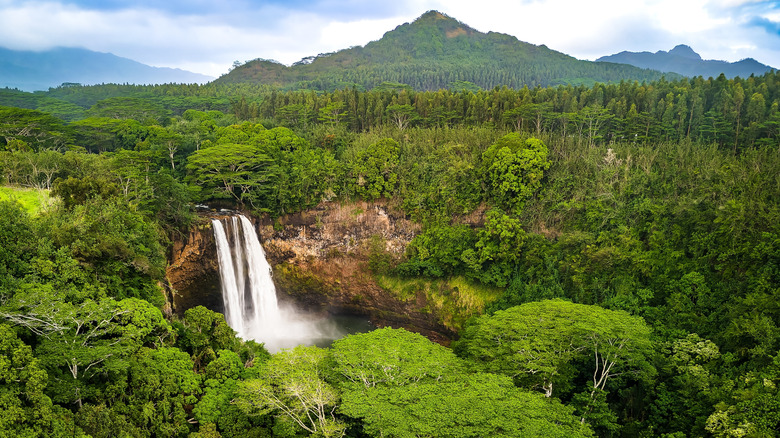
[418,10,449,20]
[414,10,464,24]
[217,12,671,90]
[407,10,475,32]
[668,44,701,60]
[597,44,773,79]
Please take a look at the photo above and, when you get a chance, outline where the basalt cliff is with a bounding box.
[166,201,462,343]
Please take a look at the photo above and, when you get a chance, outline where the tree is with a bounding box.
[277,103,313,128]
[576,106,614,147]
[71,117,147,153]
[2,294,171,408]
[108,150,194,231]
[399,224,476,278]
[0,323,73,436]
[118,346,201,437]
[341,372,594,438]
[0,107,71,151]
[0,200,36,291]
[330,327,463,389]
[136,125,185,171]
[456,300,653,402]
[647,334,721,436]
[41,197,168,303]
[173,306,256,372]
[51,175,119,209]
[345,138,400,200]
[2,150,66,190]
[235,345,346,438]
[460,209,527,287]
[193,349,266,437]
[186,143,274,206]
[318,102,348,129]
[247,127,336,215]
[385,104,418,130]
[331,328,592,438]
[87,97,171,125]
[480,133,550,215]
[457,299,581,396]
[503,104,532,132]
[706,350,780,438]
[728,83,745,153]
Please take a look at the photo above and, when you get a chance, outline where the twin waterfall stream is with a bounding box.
[210,214,366,352]
[211,215,281,340]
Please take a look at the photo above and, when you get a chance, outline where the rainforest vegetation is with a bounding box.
[1,68,779,437]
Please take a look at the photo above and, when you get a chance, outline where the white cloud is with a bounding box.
[319,17,406,50]
[415,0,779,66]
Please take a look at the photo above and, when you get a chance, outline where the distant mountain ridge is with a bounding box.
[216,10,675,91]
[597,45,775,79]
[0,47,213,92]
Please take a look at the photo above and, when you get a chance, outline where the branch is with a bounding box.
[0,311,66,337]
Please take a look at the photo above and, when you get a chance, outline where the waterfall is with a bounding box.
[211,214,281,341]
[211,213,368,352]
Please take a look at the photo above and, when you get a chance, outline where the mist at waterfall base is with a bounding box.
[211,215,372,353]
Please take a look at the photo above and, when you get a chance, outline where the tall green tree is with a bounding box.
[480,133,550,214]
[344,138,400,200]
[186,143,274,206]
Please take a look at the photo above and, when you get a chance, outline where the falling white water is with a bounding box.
[211,214,369,352]
[229,216,246,324]
[212,218,245,333]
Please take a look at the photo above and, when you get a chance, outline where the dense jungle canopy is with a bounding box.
[0,67,779,437]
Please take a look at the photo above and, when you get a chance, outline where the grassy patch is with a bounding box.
[0,186,54,215]
[376,274,503,332]
[375,275,434,302]
[448,276,504,310]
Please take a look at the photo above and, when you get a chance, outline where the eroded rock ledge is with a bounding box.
[166,201,456,344]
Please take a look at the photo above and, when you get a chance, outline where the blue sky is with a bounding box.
[1,0,778,78]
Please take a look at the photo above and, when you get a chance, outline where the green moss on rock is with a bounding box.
[274,263,335,297]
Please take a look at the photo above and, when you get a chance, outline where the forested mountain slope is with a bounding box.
[597,44,775,79]
[215,10,674,91]
[0,47,213,92]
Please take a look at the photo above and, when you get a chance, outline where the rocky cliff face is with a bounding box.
[166,201,456,343]
[166,221,223,315]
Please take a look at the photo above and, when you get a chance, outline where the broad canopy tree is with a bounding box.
[186,143,273,206]
[456,299,653,401]
[1,291,171,408]
[330,328,592,438]
[234,328,593,438]
[344,138,400,201]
